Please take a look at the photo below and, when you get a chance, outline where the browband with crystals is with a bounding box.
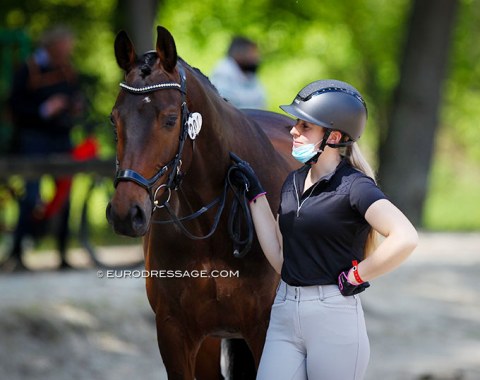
[119,82,182,94]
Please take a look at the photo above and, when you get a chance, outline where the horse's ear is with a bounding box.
[156,26,177,73]
[114,30,137,73]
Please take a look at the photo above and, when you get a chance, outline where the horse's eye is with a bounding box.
[165,115,177,128]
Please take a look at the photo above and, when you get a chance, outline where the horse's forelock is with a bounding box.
[143,51,158,66]
[137,51,158,78]
[131,54,220,96]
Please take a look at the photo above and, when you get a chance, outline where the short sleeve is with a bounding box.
[349,176,387,216]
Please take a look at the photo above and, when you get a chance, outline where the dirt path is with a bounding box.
[363,232,480,380]
[1,232,479,379]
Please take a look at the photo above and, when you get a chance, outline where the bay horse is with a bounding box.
[107,26,298,379]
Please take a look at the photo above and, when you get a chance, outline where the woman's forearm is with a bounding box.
[354,228,418,283]
[249,196,283,274]
[351,199,418,284]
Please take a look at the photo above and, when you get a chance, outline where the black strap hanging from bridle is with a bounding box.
[152,164,254,258]
[226,168,254,258]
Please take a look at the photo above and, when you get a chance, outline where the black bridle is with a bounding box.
[113,63,253,257]
[114,64,189,205]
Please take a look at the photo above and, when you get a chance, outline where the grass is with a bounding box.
[422,133,480,231]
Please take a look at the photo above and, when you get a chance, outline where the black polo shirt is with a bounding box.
[278,159,387,286]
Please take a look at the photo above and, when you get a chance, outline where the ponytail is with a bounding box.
[342,142,380,258]
[348,143,376,181]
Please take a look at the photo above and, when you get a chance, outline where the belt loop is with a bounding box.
[279,280,286,301]
[318,285,325,301]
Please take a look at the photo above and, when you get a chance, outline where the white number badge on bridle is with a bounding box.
[187,112,202,140]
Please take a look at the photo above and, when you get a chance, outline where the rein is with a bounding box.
[114,63,253,257]
[151,165,253,258]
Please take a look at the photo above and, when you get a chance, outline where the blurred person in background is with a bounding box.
[3,25,84,271]
[210,36,267,109]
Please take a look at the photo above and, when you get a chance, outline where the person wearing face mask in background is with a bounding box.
[230,79,418,379]
[4,25,85,272]
[210,36,267,109]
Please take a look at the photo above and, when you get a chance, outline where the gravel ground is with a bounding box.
[1,232,479,380]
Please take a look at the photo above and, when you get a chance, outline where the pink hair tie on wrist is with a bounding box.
[249,192,267,204]
[351,260,365,284]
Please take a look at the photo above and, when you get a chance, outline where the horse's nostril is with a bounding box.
[130,205,146,232]
[107,200,149,237]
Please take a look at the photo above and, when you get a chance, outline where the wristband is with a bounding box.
[249,192,266,204]
[351,260,364,284]
[338,269,370,296]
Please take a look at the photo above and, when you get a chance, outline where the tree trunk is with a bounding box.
[378,0,458,226]
[116,0,159,53]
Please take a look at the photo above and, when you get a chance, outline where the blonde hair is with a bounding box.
[341,142,380,258]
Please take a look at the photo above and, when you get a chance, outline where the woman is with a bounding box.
[230,79,418,380]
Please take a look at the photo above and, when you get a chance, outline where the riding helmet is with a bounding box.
[280,79,367,141]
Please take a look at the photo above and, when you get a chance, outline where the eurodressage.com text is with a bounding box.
[97,269,241,279]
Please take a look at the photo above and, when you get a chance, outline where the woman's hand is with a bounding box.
[229,152,283,273]
[338,267,370,296]
[229,152,266,202]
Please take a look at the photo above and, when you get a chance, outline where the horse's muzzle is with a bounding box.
[106,200,149,237]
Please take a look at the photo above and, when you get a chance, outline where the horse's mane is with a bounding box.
[178,57,221,97]
[138,51,220,97]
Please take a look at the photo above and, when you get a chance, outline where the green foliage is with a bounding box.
[422,0,480,229]
[157,0,412,156]
[424,130,480,230]
[444,0,480,162]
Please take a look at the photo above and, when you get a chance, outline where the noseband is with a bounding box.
[114,64,190,210]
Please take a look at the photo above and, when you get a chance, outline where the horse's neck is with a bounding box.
[182,71,277,197]
[177,79,226,191]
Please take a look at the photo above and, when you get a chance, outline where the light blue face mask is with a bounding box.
[291,141,322,164]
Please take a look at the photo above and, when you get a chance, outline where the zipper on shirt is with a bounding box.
[293,172,321,217]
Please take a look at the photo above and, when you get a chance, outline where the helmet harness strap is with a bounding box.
[305,129,356,165]
[306,129,331,165]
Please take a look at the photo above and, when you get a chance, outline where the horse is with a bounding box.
[107,25,298,379]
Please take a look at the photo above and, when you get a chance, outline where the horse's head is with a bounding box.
[107,26,192,237]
